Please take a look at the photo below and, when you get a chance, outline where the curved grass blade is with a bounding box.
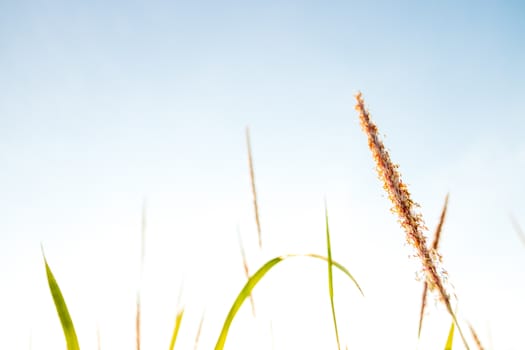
[325,202,341,350]
[444,320,455,350]
[42,248,80,350]
[214,254,363,350]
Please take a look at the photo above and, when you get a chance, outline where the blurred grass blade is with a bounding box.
[237,227,256,317]
[419,194,449,339]
[509,213,525,248]
[97,324,102,350]
[246,126,262,249]
[418,282,429,339]
[168,308,185,350]
[325,202,341,350]
[137,199,147,350]
[168,284,185,350]
[444,320,455,350]
[468,323,485,350]
[214,254,362,350]
[193,310,206,350]
[42,249,80,350]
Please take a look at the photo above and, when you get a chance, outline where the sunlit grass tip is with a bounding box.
[41,245,80,350]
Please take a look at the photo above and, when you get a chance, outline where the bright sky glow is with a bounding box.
[1,1,524,349]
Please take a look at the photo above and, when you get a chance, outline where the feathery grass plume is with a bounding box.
[354,92,469,349]
[136,199,147,350]
[509,214,525,248]
[246,126,262,249]
[237,227,257,317]
[418,193,449,338]
[468,323,485,350]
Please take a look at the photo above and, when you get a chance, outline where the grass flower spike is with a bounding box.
[354,92,470,349]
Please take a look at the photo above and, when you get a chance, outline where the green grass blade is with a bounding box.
[168,284,185,350]
[325,202,341,350]
[168,309,185,350]
[42,249,80,350]
[444,320,455,350]
[214,254,363,350]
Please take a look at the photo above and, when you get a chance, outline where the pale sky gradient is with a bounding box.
[1,1,524,349]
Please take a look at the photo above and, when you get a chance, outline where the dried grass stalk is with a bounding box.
[469,323,485,350]
[246,127,262,249]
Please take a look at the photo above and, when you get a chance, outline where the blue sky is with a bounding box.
[1,1,524,349]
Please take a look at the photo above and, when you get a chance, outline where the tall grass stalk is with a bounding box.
[354,92,469,349]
